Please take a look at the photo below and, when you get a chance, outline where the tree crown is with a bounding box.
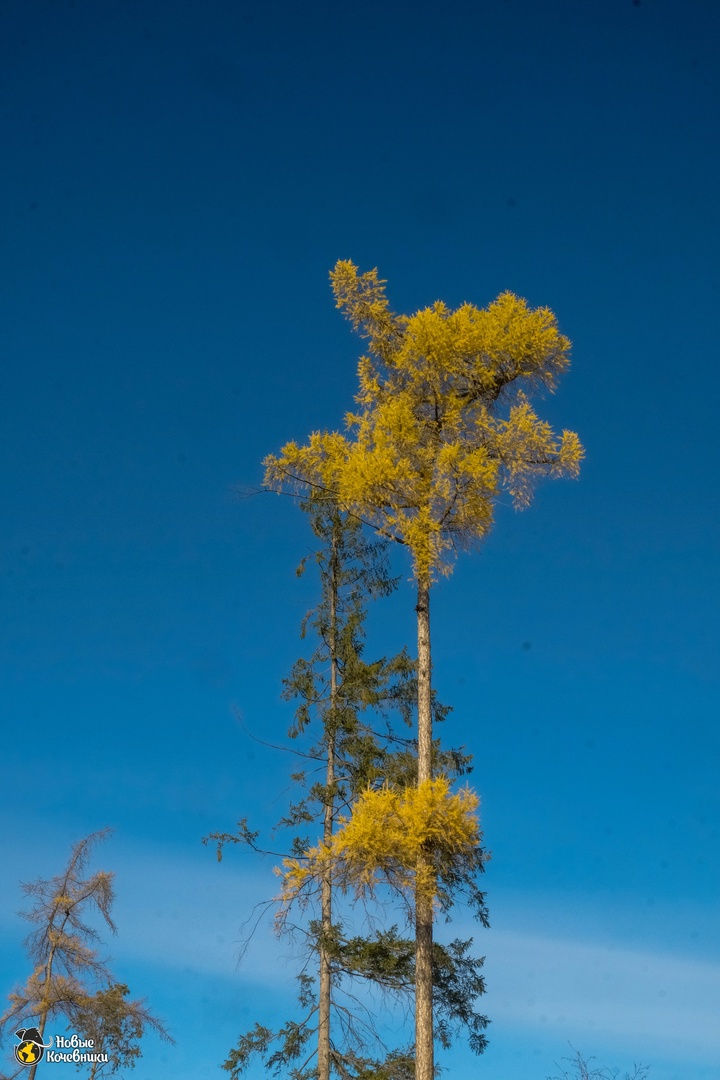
[265,261,583,584]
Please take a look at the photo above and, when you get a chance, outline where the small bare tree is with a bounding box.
[548,1044,650,1080]
[0,829,172,1079]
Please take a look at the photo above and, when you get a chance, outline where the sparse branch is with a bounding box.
[234,712,324,763]
[547,1045,650,1080]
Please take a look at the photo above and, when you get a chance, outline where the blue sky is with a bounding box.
[1,0,719,1077]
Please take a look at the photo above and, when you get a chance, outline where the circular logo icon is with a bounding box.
[14,1027,52,1068]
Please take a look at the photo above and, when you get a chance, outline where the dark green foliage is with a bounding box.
[223,1010,314,1080]
[332,927,415,991]
[432,940,488,1054]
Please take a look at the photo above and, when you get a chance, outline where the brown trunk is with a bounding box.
[317,736,334,1080]
[317,524,340,1080]
[27,1005,49,1080]
[415,578,433,1080]
[28,914,62,1080]
[415,579,432,786]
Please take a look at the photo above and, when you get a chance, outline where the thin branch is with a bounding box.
[268,465,408,548]
[235,711,324,763]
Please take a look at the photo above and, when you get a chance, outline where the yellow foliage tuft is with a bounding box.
[279,778,483,908]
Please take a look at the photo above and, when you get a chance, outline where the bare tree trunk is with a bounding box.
[28,921,60,1080]
[318,739,334,1080]
[415,578,433,1080]
[27,1004,49,1080]
[318,524,340,1080]
[416,580,432,784]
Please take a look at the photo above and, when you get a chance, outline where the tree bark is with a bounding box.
[415,578,433,1080]
[317,524,339,1080]
[416,580,432,786]
[318,739,334,1080]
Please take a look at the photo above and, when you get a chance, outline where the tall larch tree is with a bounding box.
[265,261,583,1080]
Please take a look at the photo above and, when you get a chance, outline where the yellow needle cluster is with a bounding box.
[279,778,482,906]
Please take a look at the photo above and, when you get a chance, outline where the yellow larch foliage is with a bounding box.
[279,777,482,907]
[264,261,583,586]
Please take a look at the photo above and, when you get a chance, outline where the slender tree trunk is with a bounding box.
[318,739,335,1080]
[415,578,433,1080]
[25,1010,45,1080]
[318,524,340,1080]
[28,919,61,1080]
[27,1004,49,1080]
[416,579,432,785]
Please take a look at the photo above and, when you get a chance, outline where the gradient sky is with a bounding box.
[1,1,719,1078]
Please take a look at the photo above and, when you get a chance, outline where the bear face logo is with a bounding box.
[14,1027,53,1067]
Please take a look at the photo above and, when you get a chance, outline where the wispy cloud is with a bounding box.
[110,850,720,1065]
[2,824,718,1069]
[0,821,289,985]
[105,842,295,986]
[481,928,720,1064]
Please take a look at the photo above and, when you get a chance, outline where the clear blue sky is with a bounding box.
[1,1,719,1077]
